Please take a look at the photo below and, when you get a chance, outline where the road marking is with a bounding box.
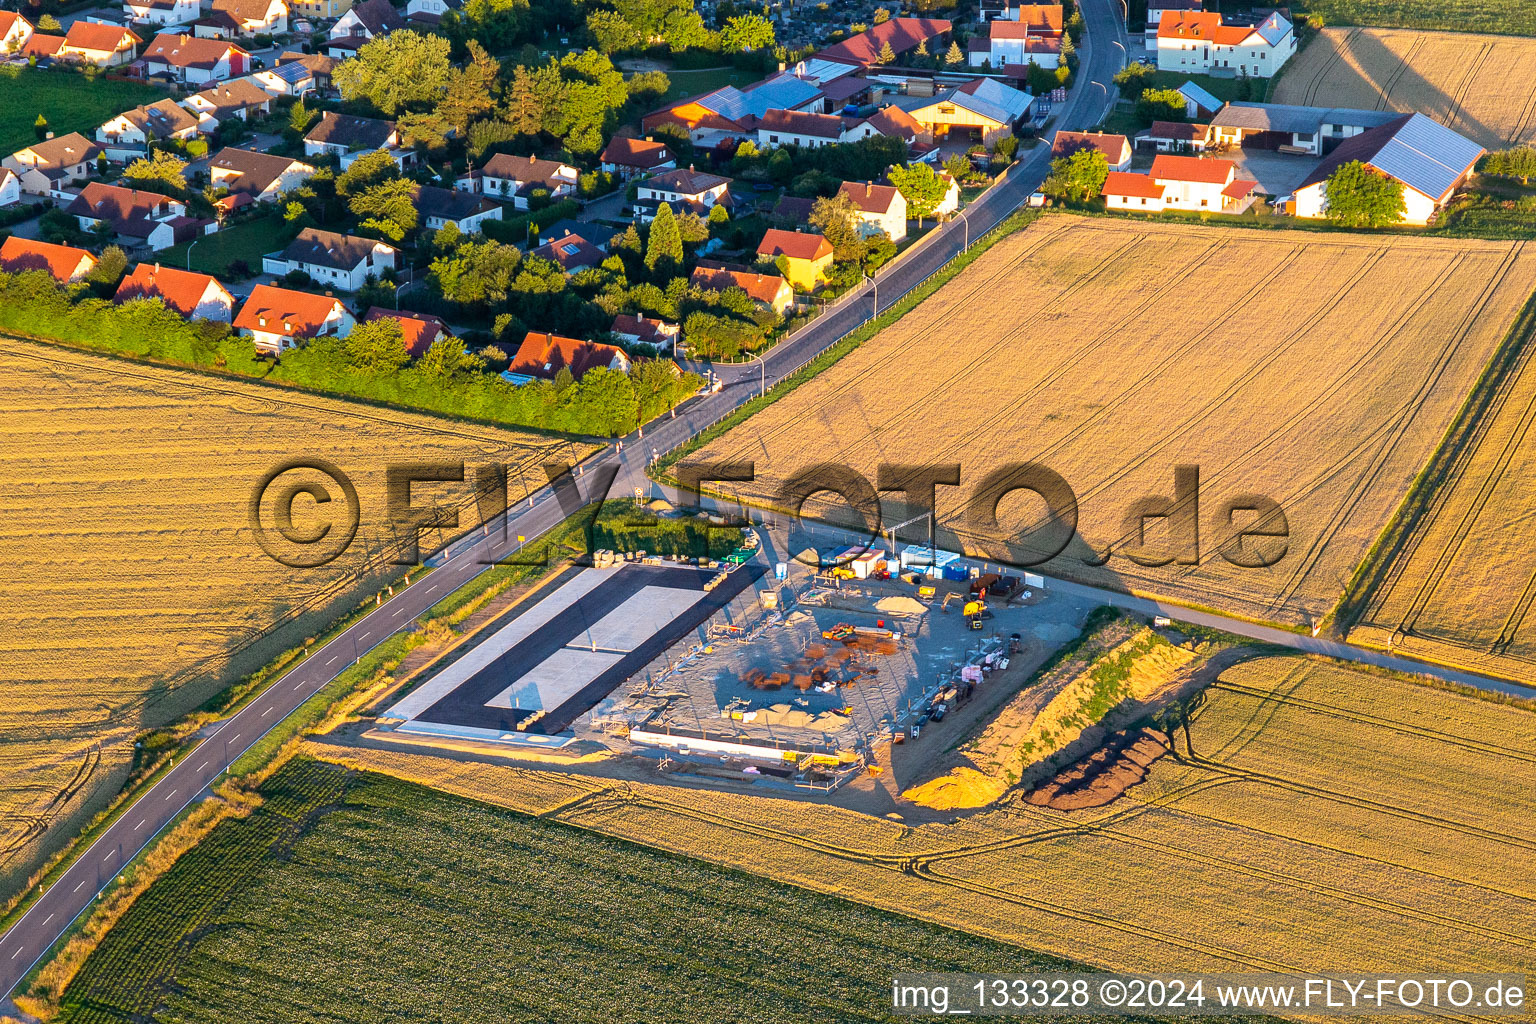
[42,914,53,927]
[134,819,145,830]
[426,584,438,593]
[261,706,272,716]
[293,681,304,690]
[360,631,371,640]
[326,656,339,666]
[197,761,209,772]
[74,879,87,892]
[11,948,20,960]
[166,790,176,801]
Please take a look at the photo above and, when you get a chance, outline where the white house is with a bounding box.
[248,62,315,98]
[207,147,315,202]
[415,184,502,233]
[611,313,679,353]
[972,8,1064,69]
[122,0,199,28]
[462,153,579,209]
[114,263,235,321]
[329,0,403,43]
[140,33,250,82]
[1156,10,1294,78]
[599,136,677,180]
[0,11,34,52]
[1051,130,1132,170]
[66,182,189,251]
[58,21,141,65]
[404,0,459,19]
[234,284,354,354]
[634,166,732,222]
[839,181,908,242]
[303,111,411,168]
[208,0,288,36]
[0,169,21,208]
[3,133,102,195]
[1144,0,1201,40]
[179,79,274,130]
[262,227,398,290]
[1102,155,1257,213]
[97,98,200,146]
[756,108,846,149]
[1292,112,1483,225]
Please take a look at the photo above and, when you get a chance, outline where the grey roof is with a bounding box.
[699,72,821,122]
[414,183,497,222]
[1176,80,1220,114]
[1211,101,1401,135]
[1253,11,1291,46]
[264,61,313,85]
[1299,112,1484,201]
[281,227,390,270]
[645,167,731,195]
[305,111,394,149]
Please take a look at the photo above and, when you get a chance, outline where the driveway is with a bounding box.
[1222,147,1320,197]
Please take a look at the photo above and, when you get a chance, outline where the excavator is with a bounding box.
[963,599,986,630]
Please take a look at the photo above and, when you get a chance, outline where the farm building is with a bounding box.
[0,237,97,283]
[641,72,824,146]
[1156,10,1294,78]
[898,78,1033,145]
[756,109,847,150]
[114,263,235,321]
[1291,113,1483,225]
[813,17,952,69]
[1143,120,1212,153]
[1176,79,1221,119]
[1209,102,1401,155]
[756,229,834,291]
[234,284,354,354]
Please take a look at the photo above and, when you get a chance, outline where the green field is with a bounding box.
[652,65,759,106]
[160,216,289,277]
[1293,0,1536,34]
[0,69,168,157]
[51,759,1259,1024]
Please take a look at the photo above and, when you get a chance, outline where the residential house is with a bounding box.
[1144,0,1202,40]
[180,79,273,131]
[610,313,679,353]
[209,0,287,36]
[414,184,502,233]
[505,332,630,384]
[772,194,816,225]
[122,0,200,29]
[303,111,412,168]
[1052,130,1132,170]
[813,17,952,69]
[690,263,794,315]
[1176,79,1222,119]
[1101,155,1257,212]
[1143,120,1211,152]
[59,21,140,65]
[405,0,460,24]
[0,237,97,283]
[536,219,605,249]
[640,71,824,147]
[287,0,351,21]
[0,169,19,208]
[0,11,34,52]
[840,106,927,149]
[1156,10,1294,78]
[532,233,606,274]
[3,133,102,195]
[141,33,250,82]
[1208,101,1402,155]
[971,6,1064,69]
[98,98,200,149]
[899,77,1034,144]
[598,136,676,180]
[207,147,315,202]
[1292,112,1483,225]
[463,153,578,209]
[21,33,66,59]
[277,51,337,91]
[250,61,315,97]
[328,0,404,54]
[233,283,354,354]
[838,181,908,242]
[262,226,397,291]
[756,108,846,150]
[114,263,235,320]
[757,229,834,291]
[66,182,191,251]
[363,307,448,356]
[634,166,732,222]
[934,171,962,217]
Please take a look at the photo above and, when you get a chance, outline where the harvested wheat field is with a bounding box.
[0,342,589,901]
[1347,287,1536,682]
[1274,27,1536,149]
[317,651,1536,976]
[688,217,1536,628]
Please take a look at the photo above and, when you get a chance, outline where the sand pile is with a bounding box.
[903,767,1009,810]
[876,595,927,616]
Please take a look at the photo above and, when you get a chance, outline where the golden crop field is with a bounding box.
[1273,27,1536,150]
[1347,290,1536,682]
[0,342,590,900]
[322,651,1536,976]
[687,217,1536,629]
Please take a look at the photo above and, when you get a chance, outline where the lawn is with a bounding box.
[49,758,1206,1024]
[1293,0,1536,35]
[160,215,290,277]
[0,69,168,157]
[652,65,759,106]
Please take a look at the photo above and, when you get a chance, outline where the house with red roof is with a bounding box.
[757,229,834,291]
[233,284,354,354]
[114,263,235,320]
[690,262,794,315]
[1102,155,1256,213]
[611,314,679,354]
[0,11,34,51]
[21,32,65,58]
[756,108,847,150]
[59,21,141,65]
[0,237,97,283]
[1051,130,1132,170]
[363,307,449,357]
[599,136,677,180]
[634,167,733,222]
[814,17,952,68]
[973,7,1064,69]
[505,332,631,384]
[67,182,192,251]
[838,180,908,242]
[532,232,606,275]
[1156,10,1294,77]
[141,32,249,82]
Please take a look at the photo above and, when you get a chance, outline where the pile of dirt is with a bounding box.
[902,767,1008,810]
[1024,729,1169,810]
[875,595,927,616]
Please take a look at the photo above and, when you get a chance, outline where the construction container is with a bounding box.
[760,590,779,610]
[1024,572,1046,589]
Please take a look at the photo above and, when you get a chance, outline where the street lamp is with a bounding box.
[185,237,199,271]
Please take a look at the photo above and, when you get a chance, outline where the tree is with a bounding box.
[336,149,398,197]
[36,14,61,31]
[430,238,523,307]
[1112,61,1158,100]
[588,9,641,53]
[873,7,890,23]
[34,114,47,140]
[1484,146,1536,184]
[1324,160,1405,228]
[887,162,948,222]
[288,99,315,136]
[645,202,684,274]
[123,151,188,194]
[721,13,775,51]
[345,316,411,373]
[943,152,973,181]
[944,40,963,65]
[418,334,485,376]
[86,245,128,289]
[349,178,419,241]
[398,110,451,152]
[1041,147,1109,203]
[435,41,501,134]
[809,191,867,262]
[708,203,730,226]
[334,31,454,115]
[1136,87,1188,124]
[876,40,896,64]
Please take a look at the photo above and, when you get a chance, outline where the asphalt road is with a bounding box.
[0,5,1132,997]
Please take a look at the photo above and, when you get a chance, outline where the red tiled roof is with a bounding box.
[1151,154,1234,185]
[509,332,625,381]
[1101,171,1165,199]
[1010,4,1064,32]
[66,182,176,225]
[611,314,677,346]
[22,33,66,56]
[0,12,29,35]
[1148,120,1211,142]
[1052,130,1130,163]
[815,17,952,67]
[1222,178,1259,200]
[0,237,95,282]
[757,228,833,262]
[856,105,922,140]
[63,21,140,52]
[114,264,228,316]
[233,284,343,337]
[363,307,447,357]
[838,180,901,214]
[143,33,243,68]
[758,108,845,140]
[690,264,791,307]
[599,136,674,170]
[1157,10,1221,39]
